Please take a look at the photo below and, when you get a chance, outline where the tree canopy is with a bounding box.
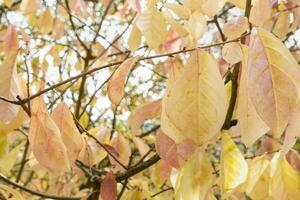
[0,0,299,200]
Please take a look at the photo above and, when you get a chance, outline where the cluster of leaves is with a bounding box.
[0,0,299,200]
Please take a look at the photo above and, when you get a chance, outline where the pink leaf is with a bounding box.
[155,130,179,168]
[100,171,117,200]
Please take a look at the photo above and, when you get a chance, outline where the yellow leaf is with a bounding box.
[175,150,214,200]
[226,0,246,9]
[161,50,227,145]
[249,0,272,27]
[164,3,190,20]
[38,9,54,35]
[51,102,83,164]
[0,184,25,200]
[0,134,7,159]
[0,51,21,124]
[136,8,167,49]
[3,0,13,7]
[52,18,64,40]
[182,0,203,12]
[248,28,300,138]
[0,142,24,174]
[29,96,70,173]
[187,11,206,42]
[107,57,139,105]
[282,105,300,154]
[238,45,269,146]
[163,12,189,37]
[244,155,271,200]
[270,152,300,200]
[273,11,291,39]
[222,42,243,65]
[220,132,248,194]
[128,23,142,51]
[201,0,222,17]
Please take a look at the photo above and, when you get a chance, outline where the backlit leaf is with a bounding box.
[136,7,167,49]
[129,99,161,135]
[248,28,300,138]
[249,0,272,27]
[0,51,21,124]
[175,150,214,200]
[220,131,248,194]
[161,50,227,145]
[108,57,139,105]
[238,45,269,146]
[51,102,83,164]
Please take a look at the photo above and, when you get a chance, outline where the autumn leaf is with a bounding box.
[109,132,131,172]
[220,131,248,194]
[164,3,190,20]
[136,7,167,49]
[20,0,40,15]
[51,102,83,164]
[0,51,21,124]
[249,0,272,27]
[187,11,206,42]
[0,142,24,174]
[128,99,161,135]
[128,23,142,51]
[222,42,243,65]
[238,45,270,146]
[155,130,179,168]
[161,50,227,146]
[29,96,70,173]
[100,171,117,200]
[244,155,270,199]
[175,150,214,200]
[3,25,19,56]
[270,152,300,200]
[38,9,54,35]
[107,57,139,105]
[223,16,249,39]
[248,28,300,138]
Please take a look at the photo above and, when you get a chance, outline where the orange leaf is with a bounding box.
[29,96,70,173]
[107,57,139,105]
[51,102,83,164]
[3,25,19,56]
[128,99,161,135]
[0,50,21,124]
